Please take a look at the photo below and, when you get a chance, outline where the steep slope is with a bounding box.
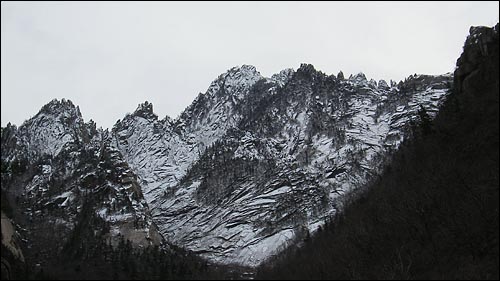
[257,23,499,279]
[1,41,464,271]
[1,99,87,162]
[112,65,264,206]
[1,99,162,276]
[113,65,452,266]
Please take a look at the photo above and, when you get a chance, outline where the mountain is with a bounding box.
[0,70,451,273]
[110,64,451,266]
[2,98,161,247]
[7,23,498,278]
[2,69,452,271]
[257,23,499,280]
[1,99,166,279]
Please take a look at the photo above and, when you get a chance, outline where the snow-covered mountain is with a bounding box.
[1,65,452,268]
[112,66,264,203]
[110,64,452,266]
[1,99,162,258]
[2,23,497,280]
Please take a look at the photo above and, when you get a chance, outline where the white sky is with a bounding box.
[1,1,499,129]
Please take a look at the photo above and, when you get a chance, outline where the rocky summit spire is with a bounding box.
[351,72,367,82]
[455,23,499,93]
[297,63,317,74]
[38,98,82,119]
[378,79,390,90]
[133,101,158,120]
[337,70,345,80]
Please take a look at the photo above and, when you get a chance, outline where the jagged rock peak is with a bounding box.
[135,101,153,114]
[378,79,390,89]
[211,64,261,83]
[297,63,317,74]
[2,122,17,131]
[294,64,327,82]
[455,23,499,93]
[38,98,81,118]
[350,72,367,82]
[222,64,262,82]
[460,23,499,62]
[337,70,345,80]
[205,65,263,98]
[230,64,259,73]
[133,101,158,120]
[8,99,89,159]
[466,24,499,47]
[271,68,295,86]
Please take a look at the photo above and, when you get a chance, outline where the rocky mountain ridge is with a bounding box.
[3,54,468,268]
[110,63,451,266]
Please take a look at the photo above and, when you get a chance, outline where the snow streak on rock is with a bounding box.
[1,99,162,250]
[111,64,452,266]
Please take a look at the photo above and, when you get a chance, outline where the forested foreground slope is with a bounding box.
[257,23,499,280]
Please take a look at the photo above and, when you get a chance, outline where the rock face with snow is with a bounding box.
[3,24,497,271]
[110,64,452,266]
[1,65,454,268]
[1,99,162,259]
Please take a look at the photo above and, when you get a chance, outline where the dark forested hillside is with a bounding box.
[257,24,499,280]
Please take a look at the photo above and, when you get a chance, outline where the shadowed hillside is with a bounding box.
[257,23,499,280]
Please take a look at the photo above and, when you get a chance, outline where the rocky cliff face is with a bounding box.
[1,211,25,280]
[1,99,162,272]
[455,23,499,94]
[110,64,452,266]
[254,23,499,280]
[2,51,462,268]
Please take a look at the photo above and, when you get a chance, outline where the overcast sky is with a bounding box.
[2,1,499,129]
